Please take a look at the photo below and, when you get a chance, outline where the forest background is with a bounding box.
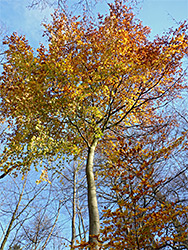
[0,0,188,249]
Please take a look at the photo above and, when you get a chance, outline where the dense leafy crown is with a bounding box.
[0,0,187,174]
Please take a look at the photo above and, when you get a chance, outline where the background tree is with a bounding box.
[0,169,72,249]
[99,127,188,249]
[0,156,89,249]
[27,0,141,12]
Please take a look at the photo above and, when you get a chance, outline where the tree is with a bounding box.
[0,173,28,249]
[28,0,98,11]
[0,170,68,249]
[27,0,140,12]
[99,129,188,249]
[0,0,187,248]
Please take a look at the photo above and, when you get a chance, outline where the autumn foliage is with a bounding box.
[1,0,187,175]
[0,0,188,248]
[100,134,188,249]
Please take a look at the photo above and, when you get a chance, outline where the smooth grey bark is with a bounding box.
[86,138,100,249]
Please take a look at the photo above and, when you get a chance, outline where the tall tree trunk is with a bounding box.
[86,139,100,249]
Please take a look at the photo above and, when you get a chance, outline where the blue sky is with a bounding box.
[139,0,188,37]
[0,0,187,48]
